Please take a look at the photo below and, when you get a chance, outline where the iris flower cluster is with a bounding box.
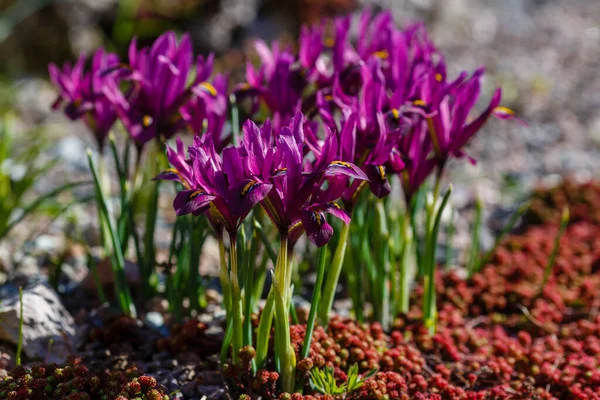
[50,32,227,152]
[49,9,522,395]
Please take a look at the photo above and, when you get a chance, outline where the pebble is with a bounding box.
[0,281,75,364]
[144,311,165,330]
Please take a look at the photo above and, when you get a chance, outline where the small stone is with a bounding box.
[205,288,222,304]
[0,281,75,363]
[144,311,165,329]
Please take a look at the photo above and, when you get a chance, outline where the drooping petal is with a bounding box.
[154,168,185,183]
[364,164,392,199]
[324,160,368,180]
[173,189,216,216]
[493,106,528,126]
[301,209,334,247]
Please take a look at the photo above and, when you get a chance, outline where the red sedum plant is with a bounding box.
[0,358,169,400]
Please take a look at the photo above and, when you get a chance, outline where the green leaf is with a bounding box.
[540,206,569,294]
[477,200,530,271]
[0,180,92,239]
[467,199,484,277]
[87,149,136,317]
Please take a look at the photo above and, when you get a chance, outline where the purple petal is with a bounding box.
[301,209,334,247]
[325,160,368,180]
[173,189,216,216]
[364,164,392,199]
[154,169,180,182]
[232,179,273,217]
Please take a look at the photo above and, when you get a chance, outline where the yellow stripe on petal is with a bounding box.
[330,161,353,168]
[373,50,389,60]
[391,108,400,120]
[289,220,303,233]
[163,168,190,189]
[313,212,322,226]
[435,73,443,82]
[493,106,515,116]
[142,115,153,127]
[377,165,386,181]
[241,181,258,197]
[351,181,368,202]
[413,99,426,107]
[261,197,281,225]
[199,82,217,97]
[190,189,206,198]
[426,117,441,157]
[209,203,231,232]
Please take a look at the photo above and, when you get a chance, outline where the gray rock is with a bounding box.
[144,311,165,329]
[0,281,75,363]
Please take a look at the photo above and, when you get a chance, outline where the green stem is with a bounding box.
[88,252,107,304]
[142,178,159,297]
[252,250,269,310]
[318,221,351,327]
[255,287,275,369]
[539,207,569,294]
[271,233,295,392]
[188,218,206,311]
[229,235,244,365]
[220,314,234,367]
[255,219,277,263]
[301,245,327,359]
[423,185,452,334]
[87,150,136,317]
[244,230,258,359]
[273,235,296,391]
[398,212,413,313]
[16,286,23,366]
[445,207,455,268]
[467,199,483,278]
[218,232,232,316]
[374,201,390,329]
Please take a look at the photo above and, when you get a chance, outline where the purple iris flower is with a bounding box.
[49,49,120,150]
[390,117,437,203]
[180,71,230,153]
[103,31,218,148]
[312,107,395,208]
[356,9,396,61]
[241,113,367,247]
[156,134,272,237]
[235,41,305,131]
[313,61,398,204]
[299,23,325,82]
[413,67,522,167]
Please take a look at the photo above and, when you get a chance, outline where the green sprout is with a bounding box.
[309,363,377,397]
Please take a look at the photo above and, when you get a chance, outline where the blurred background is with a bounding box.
[1,0,599,279]
[2,0,600,179]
